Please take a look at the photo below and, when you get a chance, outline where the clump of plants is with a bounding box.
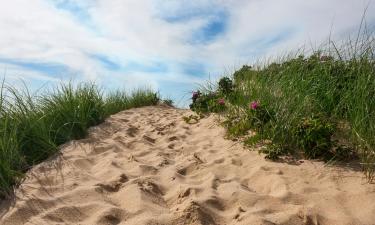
[189,90,227,114]
[218,77,234,94]
[294,115,334,159]
[246,101,273,129]
[259,143,287,160]
[162,99,174,107]
[233,65,252,82]
[182,114,201,124]
[190,30,375,180]
[0,82,159,198]
[222,109,251,138]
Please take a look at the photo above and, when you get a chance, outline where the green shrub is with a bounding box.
[233,65,252,82]
[259,143,287,160]
[294,115,334,159]
[189,91,221,113]
[218,77,234,94]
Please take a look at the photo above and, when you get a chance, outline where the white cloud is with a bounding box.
[0,0,373,105]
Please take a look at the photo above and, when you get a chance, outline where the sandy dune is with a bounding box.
[1,106,374,225]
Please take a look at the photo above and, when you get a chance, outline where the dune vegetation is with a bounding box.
[190,31,375,181]
[0,82,159,197]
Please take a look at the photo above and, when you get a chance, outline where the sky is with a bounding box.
[0,0,374,106]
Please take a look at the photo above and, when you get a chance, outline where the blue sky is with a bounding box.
[0,0,374,106]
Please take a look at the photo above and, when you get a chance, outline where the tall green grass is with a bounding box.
[191,32,375,181]
[0,82,159,197]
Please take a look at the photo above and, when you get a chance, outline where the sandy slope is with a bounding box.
[0,106,374,225]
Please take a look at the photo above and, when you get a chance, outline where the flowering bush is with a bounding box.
[217,98,225,105]
[192,91,201,103]
[213,98,227,112]
[250,101,259,110]
[247,100,272,129]
[189,91,223,113]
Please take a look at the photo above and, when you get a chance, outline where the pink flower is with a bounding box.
[217,98,225,105]
[250,101,259,110]
[192,91,200,101]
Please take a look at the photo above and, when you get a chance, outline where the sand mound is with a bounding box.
[1,106,374,225]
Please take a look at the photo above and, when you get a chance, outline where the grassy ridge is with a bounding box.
[190,35,375,181]
[0,82,159,197]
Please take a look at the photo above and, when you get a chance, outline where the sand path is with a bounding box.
[0,106,374,225]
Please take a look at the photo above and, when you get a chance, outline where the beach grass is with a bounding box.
[190,31,375,181]
[0,82,159,197]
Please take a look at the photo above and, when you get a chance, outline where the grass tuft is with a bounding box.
[0,82,159,198]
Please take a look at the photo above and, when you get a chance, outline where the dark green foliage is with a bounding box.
[259,144,286,160]
[218,77,234,94]
[294,115,334,159]
[247,103,273,130]
[233,65,252,82]
[0,82,158,198]
[189,92,225,114]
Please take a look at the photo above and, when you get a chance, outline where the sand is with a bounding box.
[0,105,374,225]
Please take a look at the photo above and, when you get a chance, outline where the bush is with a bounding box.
[189,91,225,114]
[233,65,252,82]
[218,77,234,94]
[259,143,287,160]
[294,115,334,159]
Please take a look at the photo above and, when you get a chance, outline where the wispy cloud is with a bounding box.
[0,57,72,76]
[49,0,94,28]
[89,54,121,71]
[0,0,374,106]
[191,11,228,44]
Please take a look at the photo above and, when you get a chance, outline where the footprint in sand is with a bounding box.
[126,126,139,137]
[96,208,125,225]
[177,162,200,176]
[143,135,156,144]
[95,174,128,193]
[168,136,179,141]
